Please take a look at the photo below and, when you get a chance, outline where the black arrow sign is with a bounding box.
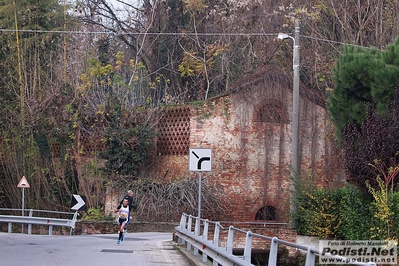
[192,151,210,170]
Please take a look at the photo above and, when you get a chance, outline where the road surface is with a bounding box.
[0,232,194,266]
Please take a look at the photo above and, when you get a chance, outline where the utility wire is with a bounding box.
[0,28,374,49]
[0,28,276,37]
[301,35,374,49]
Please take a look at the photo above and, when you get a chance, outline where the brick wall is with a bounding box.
[104,69,345,224]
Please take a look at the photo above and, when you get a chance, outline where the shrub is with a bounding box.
[292,171,399,241]
[80,206,114,221]
[336,183,374,240]
[291,170,342,238]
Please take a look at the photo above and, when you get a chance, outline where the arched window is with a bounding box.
[255,206,277,221]
[253,99,288,124]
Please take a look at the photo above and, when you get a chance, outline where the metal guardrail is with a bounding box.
[174,213,377,266]
[0,208,78,235]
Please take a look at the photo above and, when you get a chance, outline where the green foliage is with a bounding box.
[291,170,341,238]
[337,184,374,240]
[292,171,399,241]
[301,189,342,238]
[81,206,113,221]
[335,41,399,190]
[291,171,342,238]
[102,121,155,178]
[328,38,399,144]
[367,177,395,240]
[342,94,399,190]
[388,192,399,240]
[72,42,157,181]
[328,46,379,142]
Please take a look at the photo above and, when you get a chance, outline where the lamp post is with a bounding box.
[278,20,300,217]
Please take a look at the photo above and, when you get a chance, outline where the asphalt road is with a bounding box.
[0,232,195,266]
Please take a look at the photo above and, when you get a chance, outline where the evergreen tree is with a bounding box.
[328,38,399,144]
[328,37,399,190]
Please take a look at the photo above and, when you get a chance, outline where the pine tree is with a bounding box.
[328,37,399,190]
[328,38,399,144]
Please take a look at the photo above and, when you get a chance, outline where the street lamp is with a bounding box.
[278,20,300,217]
[277,33,293,42]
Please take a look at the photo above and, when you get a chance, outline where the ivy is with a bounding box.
[101,110,156,179]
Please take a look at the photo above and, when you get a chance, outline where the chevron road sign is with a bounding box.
[71,194,86,211]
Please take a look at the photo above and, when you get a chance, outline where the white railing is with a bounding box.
[0,208,78,235]
[174,213,377,266]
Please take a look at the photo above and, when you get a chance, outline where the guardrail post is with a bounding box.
[178,213,186,244]
[268,237,279,266]
[194,217,200,256]
[49,225,53,235]
[179,213,186,229]
[28,209,34,235]
[226,226,234,254]
[70,211,78,235]
[212,222,221,266]
[305,246,315,266]
[202,219,209,263]
[243,231,253,262]
[213,222,220,247]
[8,222,12,233]
[187,215,193,251]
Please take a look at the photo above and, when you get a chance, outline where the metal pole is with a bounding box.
[22,187,24,216]
[292,19,300,174]
[22,187,24,233]
[289,20,300,221]
[198,171,202,219]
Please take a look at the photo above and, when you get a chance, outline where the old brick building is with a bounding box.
[140,67,346,222]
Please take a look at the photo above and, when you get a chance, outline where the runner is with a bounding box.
[114,198,132,244]
[119,190,134,232]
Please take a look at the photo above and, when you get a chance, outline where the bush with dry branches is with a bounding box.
[119,178,229,222]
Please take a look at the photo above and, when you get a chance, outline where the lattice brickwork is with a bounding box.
[157,107,190,156]
[77,118,106,156]
[50,142,61,158]
[79,129,106,156]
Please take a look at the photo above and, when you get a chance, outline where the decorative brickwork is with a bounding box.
[157,107,190,156]
[50,142,61,158]
[76,119,106,156]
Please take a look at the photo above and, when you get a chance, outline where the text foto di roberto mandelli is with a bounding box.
[319,240,397,265]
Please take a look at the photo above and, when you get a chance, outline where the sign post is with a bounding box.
[189,148,212,220]
[17,176,30,233]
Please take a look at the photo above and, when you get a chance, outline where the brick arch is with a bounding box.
[255,205,278,221]
[253,99,289,123]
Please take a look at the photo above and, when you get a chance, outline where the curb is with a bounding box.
[173,241,212,266]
